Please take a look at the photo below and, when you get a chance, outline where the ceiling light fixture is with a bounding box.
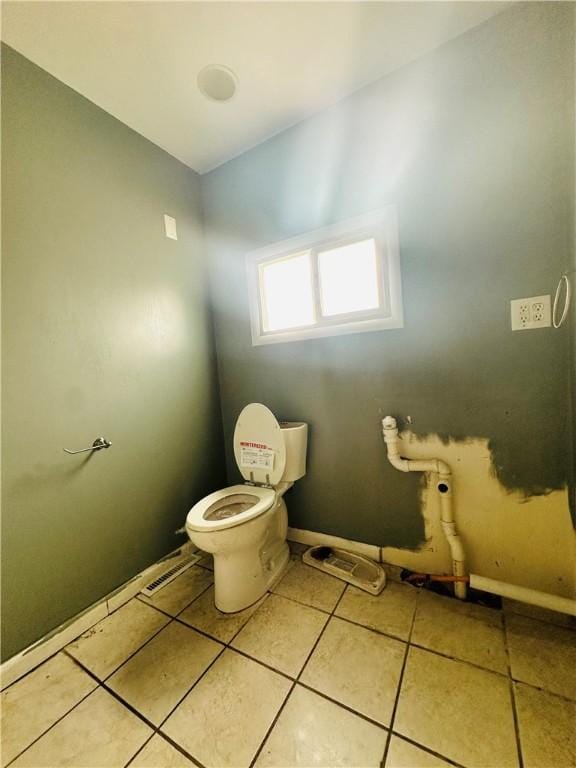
[197,65,238,102]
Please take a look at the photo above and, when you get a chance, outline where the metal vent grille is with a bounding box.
[140,554,200,597]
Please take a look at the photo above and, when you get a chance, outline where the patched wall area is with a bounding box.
[202,3,575,596]
[381,430,575,597]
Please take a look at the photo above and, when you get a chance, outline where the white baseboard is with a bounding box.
[288,528,412,585]
[287,527,380,563]
[0,542,196,691]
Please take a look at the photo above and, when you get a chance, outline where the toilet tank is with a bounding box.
[279,422,308,481]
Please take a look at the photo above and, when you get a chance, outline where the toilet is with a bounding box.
[186,403,308,613]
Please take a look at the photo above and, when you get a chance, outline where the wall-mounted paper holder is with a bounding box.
[64,437,112,455]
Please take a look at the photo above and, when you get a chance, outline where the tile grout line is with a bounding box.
[138,730,208,768]
[0,580,564,698]
[295,679,391,730]
[332,601,576,702]
[0,551,204,695]
[2,587,457,768]
[333,610,512,678]
[380,584,420,768]
[9,560,570,768]
[136,575,214,619]
[106,656,210,767]
[149,583,521,686]
[273,580,511,671]
[5,600,196,768]
[104,566,568,768]
[150,596,273,750]
[273,670,469,768]
[4,573,216,768]
[98,615,179,684]
[123,724,209,768]
[131,569,331,766]
[151,604,262,649]
[267,587,333,615]
[388,732,467,768]
[145,563,401,765]
[66,651,209,768]
[3,678,99,768]
[503,606,576,632]
[248,582,350,768]
[82,568,216,688]
[404,639,509,678]
[227,645,295,683]
[507,679,576,704]
[502,612,525,768]
[0,644,68,695]
[130,573,543,768]
[93,595,203,685]
[147,592,279,766]
[122,732,158,768]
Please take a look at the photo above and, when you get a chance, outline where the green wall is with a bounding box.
[1,45,225,661]
[202,3,575,546]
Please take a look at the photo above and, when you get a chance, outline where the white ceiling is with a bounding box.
[2,1,511,174]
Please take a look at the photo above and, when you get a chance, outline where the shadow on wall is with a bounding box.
[8,451,97,497]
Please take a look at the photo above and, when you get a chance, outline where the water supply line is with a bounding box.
[381,416,467,599]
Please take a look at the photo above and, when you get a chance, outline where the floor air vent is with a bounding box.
[140,554,200,597]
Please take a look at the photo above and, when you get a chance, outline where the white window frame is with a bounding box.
[246,207,403,346]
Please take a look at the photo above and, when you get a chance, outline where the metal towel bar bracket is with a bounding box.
[64,437,112,455]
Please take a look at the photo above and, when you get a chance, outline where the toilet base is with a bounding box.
[187,498,290,614]
[213,539,290,613]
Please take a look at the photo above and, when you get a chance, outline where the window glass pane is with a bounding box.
[318,238,380,317]
[260,251,315,331]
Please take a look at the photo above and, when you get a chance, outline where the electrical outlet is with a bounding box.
[511,295,551,331]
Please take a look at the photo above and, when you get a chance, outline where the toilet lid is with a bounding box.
[233,403,286,486]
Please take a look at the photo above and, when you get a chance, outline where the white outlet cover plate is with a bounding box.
[510,294,551,331]
[164,214,178,240]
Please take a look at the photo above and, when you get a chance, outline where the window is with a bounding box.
[246,208,403,345]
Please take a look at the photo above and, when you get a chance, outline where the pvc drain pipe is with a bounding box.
[469,574,576,616]
[382,416,467,599]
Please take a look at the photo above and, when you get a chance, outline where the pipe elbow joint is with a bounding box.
[436,460,451,476]
[389,457,411,472]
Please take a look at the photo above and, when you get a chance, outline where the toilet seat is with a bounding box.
[234,403,286,486]
[186,484,276,532]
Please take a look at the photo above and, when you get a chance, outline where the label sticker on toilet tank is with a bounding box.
[240,442,275,470]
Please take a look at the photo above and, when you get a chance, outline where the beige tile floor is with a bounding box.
[2,547,575,768]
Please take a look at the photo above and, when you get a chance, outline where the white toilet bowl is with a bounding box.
[186,485,290,612]
[185,404,307,613]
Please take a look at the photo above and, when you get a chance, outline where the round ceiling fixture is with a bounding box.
[197,65,238,102]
